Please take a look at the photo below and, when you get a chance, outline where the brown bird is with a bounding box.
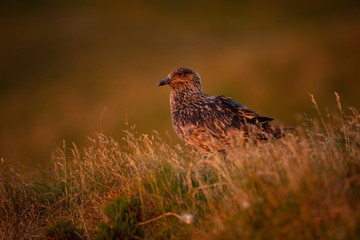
[159,67,293,152]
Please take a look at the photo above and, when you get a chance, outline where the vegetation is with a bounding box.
[1,95,359,239]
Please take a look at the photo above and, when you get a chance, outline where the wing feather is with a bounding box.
[215,95,273,125]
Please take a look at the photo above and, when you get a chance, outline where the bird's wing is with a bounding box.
[216,95,248,109]
[215,95,274,125]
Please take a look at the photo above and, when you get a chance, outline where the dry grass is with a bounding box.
[1,95,359,239]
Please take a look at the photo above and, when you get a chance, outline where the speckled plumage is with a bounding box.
[159,67,293,151]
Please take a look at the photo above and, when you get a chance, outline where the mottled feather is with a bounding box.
[159,67,293,151]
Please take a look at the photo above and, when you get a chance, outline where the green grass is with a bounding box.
[1,96,359,239]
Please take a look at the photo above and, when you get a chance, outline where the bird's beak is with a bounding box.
[158,77,172,86]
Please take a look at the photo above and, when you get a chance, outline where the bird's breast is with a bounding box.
[172,101,240,129]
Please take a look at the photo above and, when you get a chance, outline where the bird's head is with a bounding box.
[159,67,202,91]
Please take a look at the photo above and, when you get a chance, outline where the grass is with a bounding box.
[0,94,359,239]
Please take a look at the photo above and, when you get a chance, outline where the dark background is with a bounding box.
[1,0,359,166]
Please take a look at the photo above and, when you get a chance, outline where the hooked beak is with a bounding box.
[158,77,172,86]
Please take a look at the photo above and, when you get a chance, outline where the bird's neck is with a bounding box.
[170,87,204,110]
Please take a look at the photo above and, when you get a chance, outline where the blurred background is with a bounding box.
[1,0,359,166]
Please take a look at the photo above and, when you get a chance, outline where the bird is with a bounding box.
[159,67,294,152]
